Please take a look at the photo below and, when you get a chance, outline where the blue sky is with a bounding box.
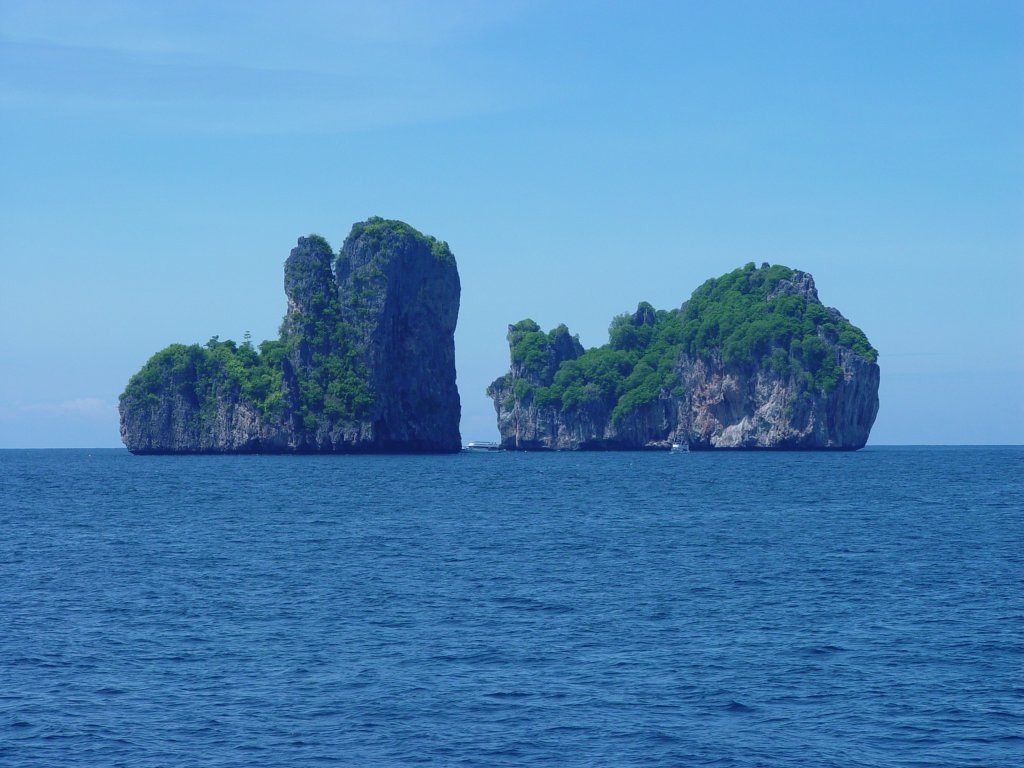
[1,0,1021,447]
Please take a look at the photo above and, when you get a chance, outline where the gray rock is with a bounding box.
[675,346,878,450]
[766,269,820,303]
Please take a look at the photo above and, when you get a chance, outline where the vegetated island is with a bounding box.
[488,262,879,450]
[119,218,461,454]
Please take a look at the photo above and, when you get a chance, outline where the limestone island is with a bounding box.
[120,218,461,454]
[488,263,879,450]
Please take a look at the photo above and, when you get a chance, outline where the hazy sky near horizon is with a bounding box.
[1,0,1021,447]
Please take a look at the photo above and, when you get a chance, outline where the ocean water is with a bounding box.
[0,447,1021,767]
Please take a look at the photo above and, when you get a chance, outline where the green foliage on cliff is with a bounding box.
[508,319,544,369]
[119,324,373,426]
[502,263,877,423]
[121,236,374,425]
[680,263,876,361]
[350,216,455,266]
[120,338,288,421]
[677,262,877,391]
[507,307,685,424]
[281,290,373,423]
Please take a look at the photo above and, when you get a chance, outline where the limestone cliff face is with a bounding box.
[118,382,270,454]
[488,266,879,451]
[120,218,461,454]
[676,345,879,449]
[335,222,461,450]
[487,384,678,451]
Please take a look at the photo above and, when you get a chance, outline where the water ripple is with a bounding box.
[0,447,1021,767]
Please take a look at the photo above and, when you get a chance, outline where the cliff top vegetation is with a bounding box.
[348,216,455,266]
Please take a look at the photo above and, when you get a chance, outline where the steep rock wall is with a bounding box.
[677,346,879,450]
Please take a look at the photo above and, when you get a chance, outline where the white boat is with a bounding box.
[464,441,502,452]
[670,442,689,453]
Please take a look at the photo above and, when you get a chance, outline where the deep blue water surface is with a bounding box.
[1,447,1021,767]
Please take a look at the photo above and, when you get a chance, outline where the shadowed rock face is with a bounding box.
[488,266,879,451]
[284,236,336,322]
[119,218,461,454]
[336,220,461,451]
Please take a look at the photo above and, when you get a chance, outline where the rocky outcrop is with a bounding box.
[676,346,879,449]
[487,312,674,450]
[118,376,269,454]
[335,222,461,451]
[487,381,679,451]
[120,218,461,454]
[488,265,879,451]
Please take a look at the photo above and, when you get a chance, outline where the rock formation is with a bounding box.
[488,263,879,450]
[120,218,461,454]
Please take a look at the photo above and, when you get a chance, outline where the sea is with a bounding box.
[1,447,1021,767]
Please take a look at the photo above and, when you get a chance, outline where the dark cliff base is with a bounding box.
[685,444,862,452]
[500,441,670,452]
[129,444,462,456]
[499,443,862,452]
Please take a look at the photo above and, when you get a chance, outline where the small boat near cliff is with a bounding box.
[464,441,502,452]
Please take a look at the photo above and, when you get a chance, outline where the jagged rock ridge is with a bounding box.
[487,263,879,450]
[119,217,461,454]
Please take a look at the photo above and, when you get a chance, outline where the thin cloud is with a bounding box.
[0,1,545,134]
[0,1,531,59]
